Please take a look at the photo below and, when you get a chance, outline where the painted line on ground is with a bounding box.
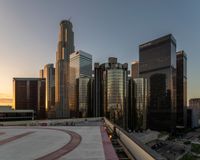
[35,128,82,160]
[0,131,35,145]
[0,127,82,160]
[0,132,5,135]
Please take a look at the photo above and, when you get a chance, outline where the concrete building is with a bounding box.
[0,106,34,121]
[94,57,129,128]
[13,78,46,119]
[176,51,187,128]
[139,34,177,132]
[69,50,92,118]
[55,20,75,118]
[131,61,139,79]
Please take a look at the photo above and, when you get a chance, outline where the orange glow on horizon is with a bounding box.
[0,93,13,106]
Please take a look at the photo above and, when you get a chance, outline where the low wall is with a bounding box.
[104,118,166,160]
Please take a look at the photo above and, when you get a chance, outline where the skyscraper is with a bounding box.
[40,64,55,118]
[133,78,148,130]
[131,61,139,79]
[93,63,104,117]
[139,34,177,132]
[176,51,187,128]
[13,78,46,119]
[94,57,128,128]
[55,20,75,118]
[69,50,92,117]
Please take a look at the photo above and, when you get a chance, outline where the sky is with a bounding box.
[0,0,200,105]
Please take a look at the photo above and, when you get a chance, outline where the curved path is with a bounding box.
[36,128,81,160]
[0,127,82,160]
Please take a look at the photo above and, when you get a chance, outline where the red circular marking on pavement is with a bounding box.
[0,131,35,145]
[0,132,5,135]
[0,127,82,160]
[35,128,82,160]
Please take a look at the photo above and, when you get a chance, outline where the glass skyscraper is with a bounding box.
[69,50,92,117]
[133,78,148,130]
[176,51,187,128]
[139,34,177,132]
[55,20,75,118]
[94,57,128,128]
[40,64,55,118]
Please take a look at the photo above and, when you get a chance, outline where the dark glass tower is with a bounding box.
[55,20,75,118]
[139,34,177,132]
[94,57,129,128]
[176,51,187,128]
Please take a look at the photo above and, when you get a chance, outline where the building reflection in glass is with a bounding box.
[69,50,92,117]
[94,57,128,128]
[177,51,187,127]
[139,34,177,132]
[133,78,148,130]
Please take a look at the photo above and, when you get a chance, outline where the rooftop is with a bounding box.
[139,34,176,49]
[0,119,118,160]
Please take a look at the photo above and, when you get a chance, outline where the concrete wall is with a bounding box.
[104,118,166,160]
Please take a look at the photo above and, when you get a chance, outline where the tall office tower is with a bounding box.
[139,34,177,132]
[94,57,128,128]
[88,77,94,117]
[176,51,187,128]
[13,78,46,119]
[42,64,55,118]
[55,20,75,118]
[131,61,139,78]
[128,77,135,131]
[76,77,91,117]
[93,63,104,117]
[133,78,148,130]
[69,50,92,117]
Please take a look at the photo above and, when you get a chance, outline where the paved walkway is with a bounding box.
[0,126,117,160]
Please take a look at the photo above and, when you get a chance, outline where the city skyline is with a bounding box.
[0,0,200,106]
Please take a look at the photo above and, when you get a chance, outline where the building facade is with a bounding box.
[176,51,187,128]
[77,77,91,118]
[55,20,75,118]
[131,61,139,78]
[0,106,34,121]
[40,64,55,118]
[94,57,128,128]
[139,34,177,132]
[69,50,92,117]
[13,78,46,119]
[189,98,200,128]
[133,78,148,130]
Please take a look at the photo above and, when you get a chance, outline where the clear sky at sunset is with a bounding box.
[0,0,200,105]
